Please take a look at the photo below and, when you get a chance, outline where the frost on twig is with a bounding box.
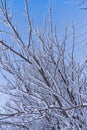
[0,0,87,130]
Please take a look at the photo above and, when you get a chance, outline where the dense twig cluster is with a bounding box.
[0,0,87,130]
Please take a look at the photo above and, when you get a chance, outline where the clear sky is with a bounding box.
[8,0,87,64]
[0,0,87,105]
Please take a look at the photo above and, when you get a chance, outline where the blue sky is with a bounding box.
[11,0,87,61]
[4,0,87,44]
[12,0,87,25]
[0,0,87,84]
[0,0,87,105]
